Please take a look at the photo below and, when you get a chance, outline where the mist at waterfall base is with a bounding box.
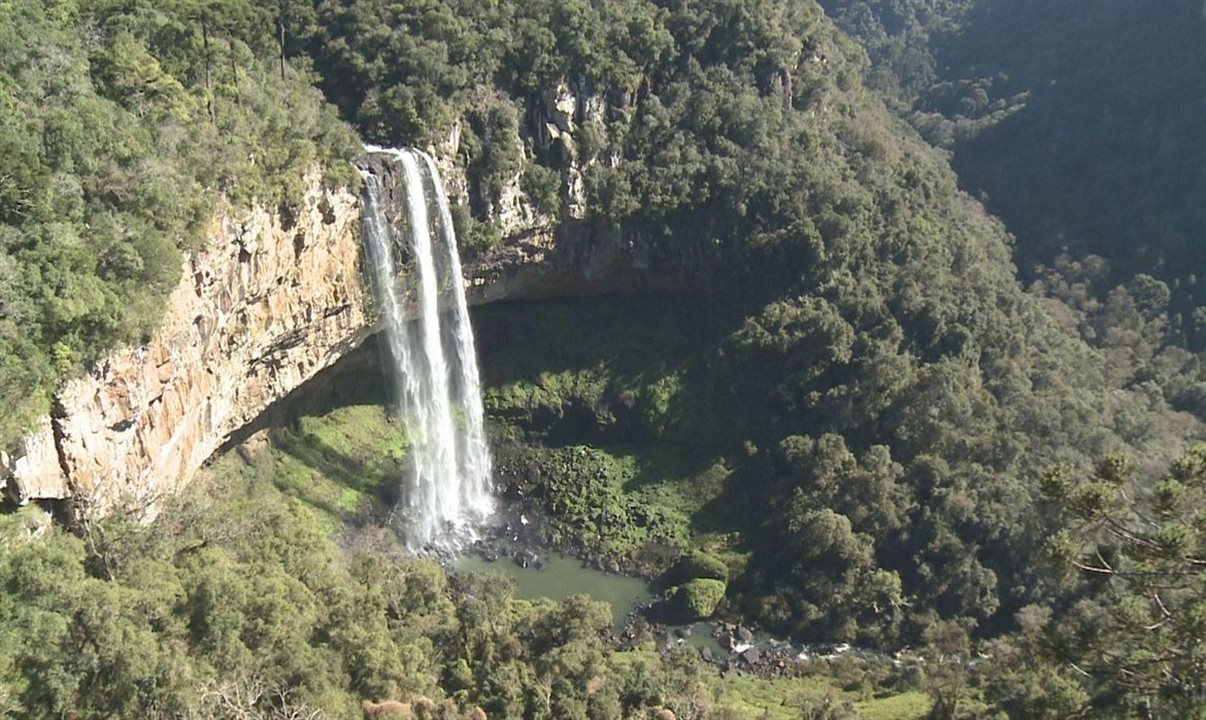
[360,147,493,551]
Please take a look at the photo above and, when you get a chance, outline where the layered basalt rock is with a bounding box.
[2,175,367,516]
[3,101,712,516]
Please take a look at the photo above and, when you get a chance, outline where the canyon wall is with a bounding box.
[1,88,709,516]
[0,175,369,516]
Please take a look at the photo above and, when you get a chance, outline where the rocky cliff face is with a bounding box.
[465,218,693,304]
[430,81,709,302]
[2,89,710,516]
[0,174,367,516]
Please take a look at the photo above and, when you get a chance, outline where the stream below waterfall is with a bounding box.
[453,552,654,632]
[450,545,894,672]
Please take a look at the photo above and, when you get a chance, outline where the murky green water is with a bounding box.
[682,623,729,656]
[454,553,654,630]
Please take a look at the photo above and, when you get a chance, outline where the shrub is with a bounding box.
[668,551,729,585]
[671,578,727,620]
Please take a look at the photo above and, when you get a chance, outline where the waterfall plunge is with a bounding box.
[360,147,493,550]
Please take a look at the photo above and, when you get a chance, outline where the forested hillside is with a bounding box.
[821,0,1206,418]
[290,0,1193,637]
[1,0,1203,717]
[0,0,357,446]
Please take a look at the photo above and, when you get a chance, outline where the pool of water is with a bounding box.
[682,622,729,656]
[454,552,655,630]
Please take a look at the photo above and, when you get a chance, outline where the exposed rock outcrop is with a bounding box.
[466,218,692,303]
[1,174,368,516]
[3,89,714,515]
[532,81,605,220]
[0,418,65,502]
[460,81,714,301]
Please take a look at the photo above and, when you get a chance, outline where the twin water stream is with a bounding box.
[360,147,492,550]
[359,145,659,631]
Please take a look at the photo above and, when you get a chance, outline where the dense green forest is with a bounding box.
[1,0,1204,717]
[818,0,1206,285]
[820,0,1206,418]
[0,0,357,445]
[0,438,948,718]
[300,0,1195,659]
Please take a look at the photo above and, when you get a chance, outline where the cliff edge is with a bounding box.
[1,174,367,516]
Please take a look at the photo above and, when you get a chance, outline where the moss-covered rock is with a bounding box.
[492,443,696,573]
[669,551,729,584]
[671,578,727,620]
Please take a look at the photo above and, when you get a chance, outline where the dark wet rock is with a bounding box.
[513,548,541,568]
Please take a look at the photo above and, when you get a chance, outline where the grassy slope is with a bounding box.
[715,673,930,720]
[261,404,406,527]
[197,336,408,525]
[609,649,930,719]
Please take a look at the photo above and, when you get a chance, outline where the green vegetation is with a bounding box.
[0,390,945,718]
[236,403,406,530]
[1,0,1203,715]
[473,289,1201,712]
[325,0,1195,659]
[820,0,1206,286]
[0,472,656,718]
[473,276,1184,652]
[662,552,729,621]
[1034,445,1206,718]
[494,443,694,573]
[670,552,729,584]
[0,0,357,448]
[820,0,1206,419]
[475,295,725,445]
[670,579,726,621]
[711,670,930,720]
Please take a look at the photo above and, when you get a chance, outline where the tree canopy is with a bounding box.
[0,0,357,447]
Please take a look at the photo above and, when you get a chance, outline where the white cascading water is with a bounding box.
[420,152,494,519]
[360,147,493,549]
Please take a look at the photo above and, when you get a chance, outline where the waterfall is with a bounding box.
[359,147,494,549]
[420,152,494,519]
